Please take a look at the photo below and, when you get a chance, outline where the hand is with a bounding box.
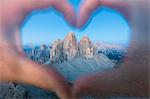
[0,0,76,99]
[73,0,149,98]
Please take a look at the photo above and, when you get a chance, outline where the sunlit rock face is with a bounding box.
[49,32,96,63]
[79,36,94,59]
[62,32,79,60]
[50,39,63,63]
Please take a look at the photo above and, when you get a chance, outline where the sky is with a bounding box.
[21,0,130,46]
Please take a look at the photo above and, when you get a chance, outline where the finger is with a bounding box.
[16,58,71,99]
[77,0,130,28]
[72,71,122,97]
[52,0,76,26]
[14,29,24,54]
[23,0,76,26]
[72,68,147,98]
[77,0,100,28]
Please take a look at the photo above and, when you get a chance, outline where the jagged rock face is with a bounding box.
[39,45,50,64]
[50,39,64,63]
[62,32,78,60]
[79,36,94,59]
[49,32,95,63]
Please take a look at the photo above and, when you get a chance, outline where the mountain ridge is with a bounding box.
[24,31,126,64]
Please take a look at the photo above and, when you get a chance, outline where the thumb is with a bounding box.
[22,0,76,26]
[16,57,71,99]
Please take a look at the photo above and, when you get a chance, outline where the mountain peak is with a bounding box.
[79,35,94,59]
[80,35,92,45]
[64,31,76,42]
[62,32,78,60]
[68,31,75,35]
[49,33,95,63]
[50,39,63,63]
[49,32,97,63]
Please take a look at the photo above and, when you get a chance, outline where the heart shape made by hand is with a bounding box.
[20,6,131,98]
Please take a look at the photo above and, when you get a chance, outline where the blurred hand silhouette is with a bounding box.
[0,0,76,99]
[73,0,149,98]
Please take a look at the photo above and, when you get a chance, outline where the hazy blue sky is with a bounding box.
[21,0,130,45]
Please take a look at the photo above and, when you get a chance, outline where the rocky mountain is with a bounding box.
[50,39,63,63]
[95,42,127,62]
[54,54,115,82]
[23,44,50,64]
[49,32,95,63]
[79,35,94,59]
[48,32,126,64]
[23,32,126,65]
[62,32,79,60]
[47,32,119,82]
[49,32,79,63]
